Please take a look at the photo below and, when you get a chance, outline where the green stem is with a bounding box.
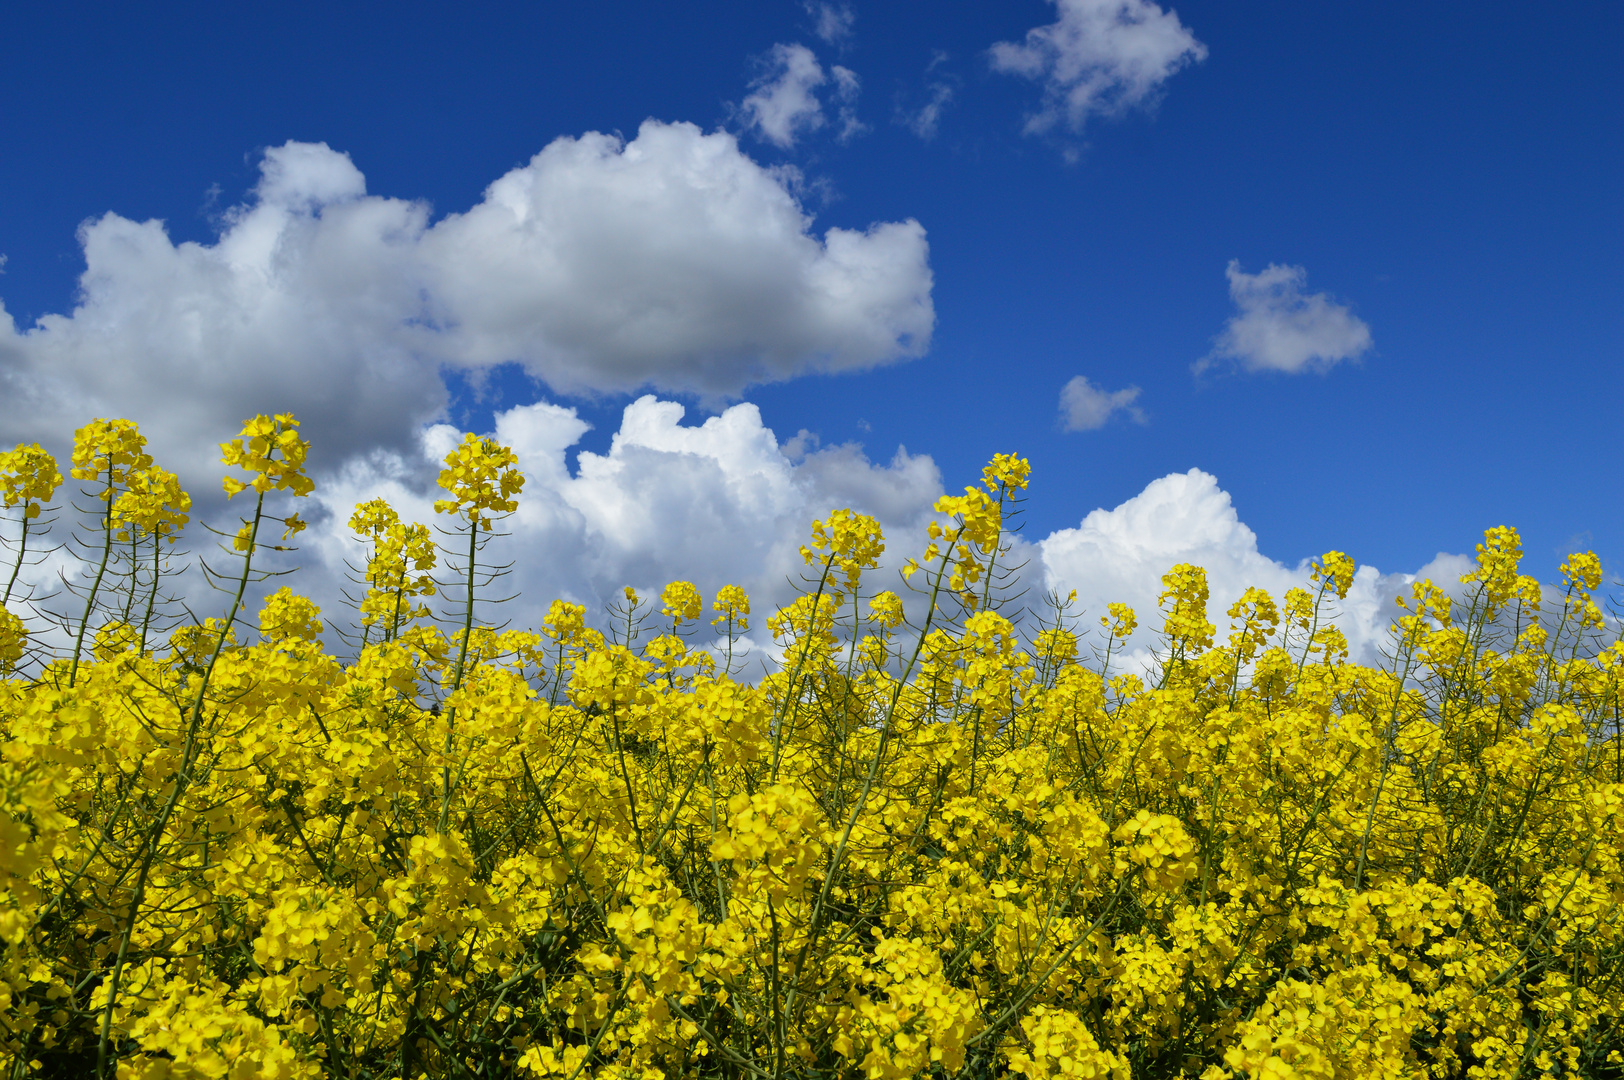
[3,513,28,607]
[783,537,960,1031]
[69,472,117,687]
[95,488,267,1078]
[138,533,160,654]
[120,530,140,626]
[450,520,479,693]
[769,555,836,781]
[439,518,480,834]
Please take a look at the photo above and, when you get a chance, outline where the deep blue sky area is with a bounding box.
[1,0,1620,579]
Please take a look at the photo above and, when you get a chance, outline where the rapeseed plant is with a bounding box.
[0,414,1619,1079]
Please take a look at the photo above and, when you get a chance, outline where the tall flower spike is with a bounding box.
[220,413,315,498]
[712,584,751,630]
[1159,563,1215,653]
[661,581,703,623]
[433,434,524,529]
[1461,525,1541,612]
[71,419,150,492]
[800,508,885,591]
[0,444,63,520]
[111,465,192,541]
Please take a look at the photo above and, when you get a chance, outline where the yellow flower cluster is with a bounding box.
[0,606,25,673]
[70,418,150,489]
[434,433,524,529]
[661,581,703,624]
[0,445,61,521]
[711,585,750,630]
[802,507,886,591]
[220,413,315,498]
[350,498,438,642]
[1,418,1622,1079]
[111,465,191,540]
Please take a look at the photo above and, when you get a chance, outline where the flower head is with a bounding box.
[1159,564,1214,653]
[712,584,751,630]
[259,586,324,642]
[220,414,314,498]
[1462,525,1541,612]
[660,580,703,623]
[800,508,884,591]
[71,419,150,492]
[111,465,191,540]
[0,443,63,520]
[867,590,905,629]
[433,434,523,529]
[0,605,27,673]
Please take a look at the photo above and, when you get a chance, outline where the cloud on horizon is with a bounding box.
[1039,467,1471,668]
[0,389,1457,679]
[301,394,945,669]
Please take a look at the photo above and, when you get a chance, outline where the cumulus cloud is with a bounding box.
[298,394,944,660]
[1059,375,1145,430]
[304,410,1463,673]
[1198,260,1373,375]
[739,44,864,148]
[990,0,1206,136]
[1040,468,1470,668]
[0,129,932,486]
[0,393,947,674]
[1,386,1474,683]
[421,121,918,393]
[804,1,855,47]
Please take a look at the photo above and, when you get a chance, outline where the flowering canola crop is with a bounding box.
[0,416,1621,1079]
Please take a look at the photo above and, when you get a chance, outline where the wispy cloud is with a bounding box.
[990,0,1206,138]
[739,44,830,148]
[1198,261,1373,375]
[830,64,866,141]
[738,43,864,147]
[803,1,855,47]
[1059,375,1145,430]
[898,51,957,140]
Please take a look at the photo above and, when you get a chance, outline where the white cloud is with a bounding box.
[1,389,1472,683]
[907,83,955,141]
[739,44,836,148]
[899,53,957,141]
[0,128,932,485]
[301,394,945,661]
[1040,468,1469,669]
[1059,375,1145,430]
[804,1,855,47]
[1199,260,1372,375]
[420,121,921,392]
[830,65,866,141]
[990,0,1207,136]
[0,394,947,673]
[736,45,864,149]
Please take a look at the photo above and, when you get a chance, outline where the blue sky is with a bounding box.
[1,0,1620,651]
